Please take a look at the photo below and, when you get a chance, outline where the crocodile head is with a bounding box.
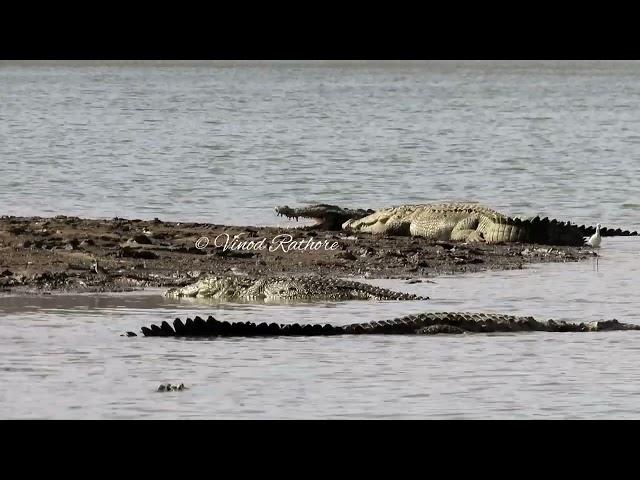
[275,204,374,230]
[165,276,251,299]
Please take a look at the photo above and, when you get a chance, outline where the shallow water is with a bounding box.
[1,61,640,418]
[1,238,639,419]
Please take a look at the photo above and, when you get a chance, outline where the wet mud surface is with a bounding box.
[0,215,595,294]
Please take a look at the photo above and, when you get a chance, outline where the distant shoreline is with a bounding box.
[2,60,638,68]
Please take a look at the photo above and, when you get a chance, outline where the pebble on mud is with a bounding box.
[131,234,153,245]
[119,247,159,259]
[337,251,357,261]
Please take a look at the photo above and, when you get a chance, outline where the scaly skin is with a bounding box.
[275,204,374,230]
[274,202,637,244]
[341,203,638,246]
[165,275,427,302]
[133,312,640,337]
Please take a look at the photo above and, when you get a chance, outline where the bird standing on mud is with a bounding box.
[91,260,108,275]
[588,223,602,248]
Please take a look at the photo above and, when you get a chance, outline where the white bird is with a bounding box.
[91,259,108,274]
[587,223,602,248]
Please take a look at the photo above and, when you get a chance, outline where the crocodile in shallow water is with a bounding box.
[275,202,638,246]
[165,275,427,302]
[131,312,640,337]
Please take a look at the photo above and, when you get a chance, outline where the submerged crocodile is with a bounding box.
[157,383,186,392]
[165,275,427,302]
[275,203,638,246]
[132,312,640,337]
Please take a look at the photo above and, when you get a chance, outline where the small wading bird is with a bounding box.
[587,223,602,248]
[91,260,108,274]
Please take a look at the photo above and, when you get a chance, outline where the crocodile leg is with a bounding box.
[450,215,483,242]
[409,218,458,240]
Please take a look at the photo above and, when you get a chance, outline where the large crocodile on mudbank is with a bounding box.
[275,202,638,246]
[130,312,640,337]
[165,275,427,302]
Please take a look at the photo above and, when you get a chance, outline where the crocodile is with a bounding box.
[275,204,374,230]
[131,312,640,337]
[165,275,427,302]
[157,383,186,392]
[275,202,638,246]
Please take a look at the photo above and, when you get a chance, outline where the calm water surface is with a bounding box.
[1,239,639,419]
[1,61,640,418]
[1,60,640,226]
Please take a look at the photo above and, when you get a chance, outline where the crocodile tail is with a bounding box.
[514,216,587,246]
[575,224,638,237]
[140,316,346,337]
[132,313,640,337]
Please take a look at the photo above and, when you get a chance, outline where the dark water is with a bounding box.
[1,61,640,418]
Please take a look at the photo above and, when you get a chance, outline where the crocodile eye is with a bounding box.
[288,287,297,291]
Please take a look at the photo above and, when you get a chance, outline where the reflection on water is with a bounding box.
[1,238,639,419]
